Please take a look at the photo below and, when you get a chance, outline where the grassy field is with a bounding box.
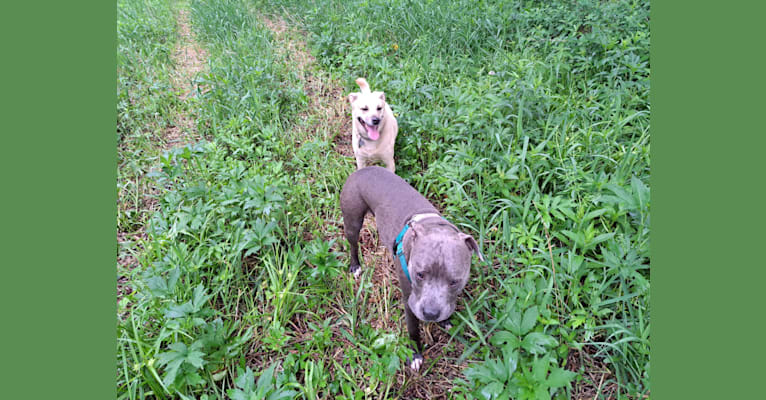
[117,0,650,398]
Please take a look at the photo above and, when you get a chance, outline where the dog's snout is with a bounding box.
[422,306,440,321]
[371,117,380,125]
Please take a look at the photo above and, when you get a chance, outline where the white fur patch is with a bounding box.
[409,356,423,372]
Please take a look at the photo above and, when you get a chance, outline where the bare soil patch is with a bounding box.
[567,344,622,399]
[164,8,208,149]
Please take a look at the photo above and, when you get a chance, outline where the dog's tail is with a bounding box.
[355,78,371,94]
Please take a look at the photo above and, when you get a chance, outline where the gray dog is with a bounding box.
[340,166,484,371]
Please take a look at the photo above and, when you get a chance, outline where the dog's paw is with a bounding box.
[349,264,362,278]
[408,353,424,372]
[438,319,453,331]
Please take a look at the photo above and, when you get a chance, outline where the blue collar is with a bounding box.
[394,223,413,282]
[394,214,445,283]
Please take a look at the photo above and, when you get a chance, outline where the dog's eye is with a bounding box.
[416,272,424,280]
[377,106,382,111]
[361,107,369,111]
[449,280,458,286]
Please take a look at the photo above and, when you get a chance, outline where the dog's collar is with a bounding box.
[394,213,443,283]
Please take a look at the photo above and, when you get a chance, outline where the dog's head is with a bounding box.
[404,221,483,322]
[349,79,387,141]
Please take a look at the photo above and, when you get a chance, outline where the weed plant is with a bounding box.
[118,0,650,398]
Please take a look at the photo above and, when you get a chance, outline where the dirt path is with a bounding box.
[259,14,468,398]
[260,16,349,150]
[117,6,208,307]
[164,8,207,148]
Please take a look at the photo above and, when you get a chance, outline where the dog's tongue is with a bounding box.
[367,125,380,140]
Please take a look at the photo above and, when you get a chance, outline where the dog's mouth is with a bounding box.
[357,117,380,141]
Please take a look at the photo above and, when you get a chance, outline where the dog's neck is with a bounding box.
[400,213,452,263]
[409,213,442,224]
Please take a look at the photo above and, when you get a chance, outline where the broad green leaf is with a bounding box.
[560,230,584,247]
[546,367,576,388]
[228,389,247,400]
[164,301,193,319]
[502,308,523,336]
[522,332,557,355]
[156,341,206,388]
[556,205,576,222]
[488,358,509,382]
[589,232,615,247]
[480,381,505,400]
[372,333,396,351]
[582,208,608,223]
[531,355,550,382]
[268,389,299,400]
[234,367,255,393]
[501,347,518,377]
[490,331,520,351]
[157,343,187,387]
[145,275,169,298]
[569,315,587,329]
[385,354,400,375]
[167,267,180,292]
[603,183,636,209]
[191,284,211,310]
[464,363,496,385]
[257,363,278,395]
[631,176,649,208]
[520,306,539,335]
[160,358,183,388]
[157,342,187,363]
[533,387,549,400]
[185,371,204,386]
[185,341,206,368]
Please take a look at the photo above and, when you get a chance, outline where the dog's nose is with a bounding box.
[422,306,440,321]
[371,117,380,125]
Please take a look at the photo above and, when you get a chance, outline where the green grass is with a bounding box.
[118,0,650,398]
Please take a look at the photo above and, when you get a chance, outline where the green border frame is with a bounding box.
[1,2,115,399]
[3,0,766,398]
[652,1,766,399]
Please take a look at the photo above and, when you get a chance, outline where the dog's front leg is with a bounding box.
[382,156,395,174]
[355,157,366,170]
[404,302,424,371]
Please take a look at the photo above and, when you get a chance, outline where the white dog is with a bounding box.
[348,78,398,173]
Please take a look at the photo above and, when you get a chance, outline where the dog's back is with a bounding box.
[341,166,437,248]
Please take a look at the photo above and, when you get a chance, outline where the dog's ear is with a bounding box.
[460,233,485,262]
[374,91,386,102]
[349,92,359,104]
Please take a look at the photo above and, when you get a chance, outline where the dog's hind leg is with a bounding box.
[340,189,368,277]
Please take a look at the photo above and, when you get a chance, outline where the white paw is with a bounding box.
[353,268,362,279]
[409,355,423,372]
